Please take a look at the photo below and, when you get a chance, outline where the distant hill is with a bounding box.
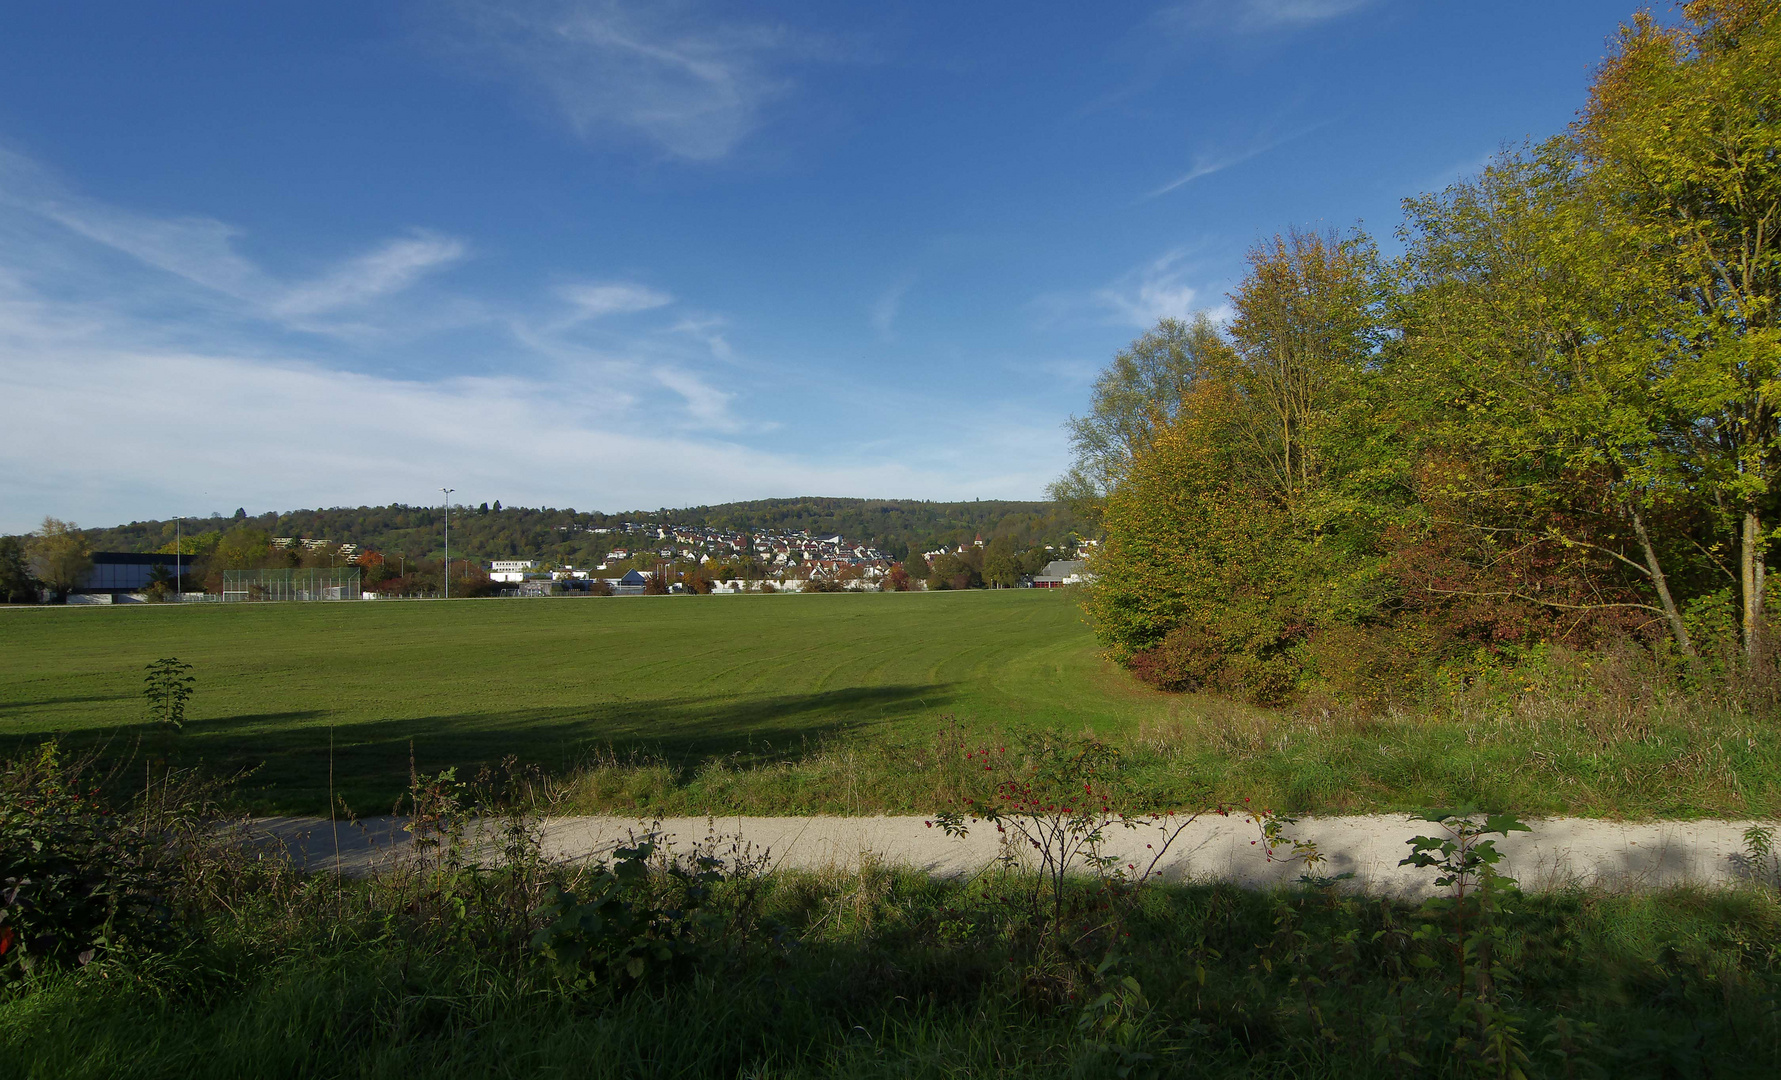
[78,497,1088,564]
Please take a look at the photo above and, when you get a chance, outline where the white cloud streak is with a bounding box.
[1095,252,1205,326]
[1161,0,1383,34]
[1030,250,1231,330]
[558,281,674,320]
[1146,123,1323,199]
[434,0,830,161]
[870,276,913,338]
[1236,0,1379,28]
[1,148,466,331]
[274,233,467,317]
[1148,146,1268,198]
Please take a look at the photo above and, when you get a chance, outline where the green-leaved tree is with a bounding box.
[26,518,91,602]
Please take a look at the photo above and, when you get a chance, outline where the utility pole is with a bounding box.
[441,488,454,600]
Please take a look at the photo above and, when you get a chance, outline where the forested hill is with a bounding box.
[79,497,1087,564]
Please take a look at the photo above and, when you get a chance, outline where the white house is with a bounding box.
[1032,560,1093,588]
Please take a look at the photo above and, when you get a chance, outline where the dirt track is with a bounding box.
[252,813,1778,897]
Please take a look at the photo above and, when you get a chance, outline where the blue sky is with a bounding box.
[0,0,1643,531]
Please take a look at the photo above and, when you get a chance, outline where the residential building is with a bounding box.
[1032,560,1092,588]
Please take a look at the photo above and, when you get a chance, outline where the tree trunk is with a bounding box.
[1743,509,1765,663]
[1632,509,1696,659]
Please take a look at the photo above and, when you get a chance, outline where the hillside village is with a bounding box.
[35,498,1096,602]
[37,516,1091,602]
[486,521,1091,595]
[492,521,898,593]
[581,520,891,572]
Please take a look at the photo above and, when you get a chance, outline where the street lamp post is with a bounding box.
[442,488,454,600]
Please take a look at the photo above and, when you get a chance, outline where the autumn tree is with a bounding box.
[1578,0,1781,658]
[1226,227,1388,516]
[1395,146,1705,654]
[1048,314,1236,522]
[982,536,1022,588]
[26,518,92,601]
[0,536,35,603]
[212,527,274,570]
[1074,2,1781,701]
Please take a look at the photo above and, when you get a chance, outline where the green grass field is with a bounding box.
[0,592,1162,812]
[5,590,1780,819]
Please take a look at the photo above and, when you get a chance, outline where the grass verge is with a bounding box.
[5,745,1780,1078]
[5,863,1780,1077]
[559,693,1781,820]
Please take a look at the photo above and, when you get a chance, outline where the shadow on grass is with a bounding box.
[86,683,957,813]
[0,692,136,709]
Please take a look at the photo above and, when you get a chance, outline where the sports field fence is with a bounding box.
[222,567,362,602]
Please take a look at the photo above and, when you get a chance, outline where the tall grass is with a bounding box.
[5,869,1780,1077]
[4,740,1781,1078]
[554,643,1781,817]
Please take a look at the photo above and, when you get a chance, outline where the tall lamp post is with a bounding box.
[441,488,454,600]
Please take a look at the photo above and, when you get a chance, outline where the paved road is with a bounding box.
[250,813,1779,897]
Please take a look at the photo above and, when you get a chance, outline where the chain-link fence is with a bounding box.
[221,567,362,602]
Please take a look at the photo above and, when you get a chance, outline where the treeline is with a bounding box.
[82,505,589,565]
[902,539,1059,592]
[1078,2,1781,704]
[78,498,1090,566]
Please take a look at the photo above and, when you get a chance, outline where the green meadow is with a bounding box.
[5,590,1780,818]
[0,591,1161,812]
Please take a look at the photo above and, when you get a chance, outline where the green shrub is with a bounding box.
[0,744,178,976]
[531,840,723,992]
[1126,622,1225,692]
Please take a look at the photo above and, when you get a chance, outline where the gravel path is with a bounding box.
[251,813,1779,897]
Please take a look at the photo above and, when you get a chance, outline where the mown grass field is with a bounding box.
[0,591,1161,812]
[4,590,1780,818]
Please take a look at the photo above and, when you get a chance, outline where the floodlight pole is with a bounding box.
[175,516,181,601]
[442,488,454,600]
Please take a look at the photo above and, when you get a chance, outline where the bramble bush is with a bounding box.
[532,839,722,993]
[0,743,178,976]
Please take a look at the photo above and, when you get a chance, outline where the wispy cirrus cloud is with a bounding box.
[1237,0,1380,28]
[274,233,467,318]
[1035,249,1227,330]
[0,273,1058,530]
[557,281,674,320]
[1094,251,1210,326]
[0,147,465,332]
[668,315,736,363]
[870,275,914,338]
[1160,0,1384,35]
[1146,124,1320,198]
[430,0,840,161]
[0,144,1063,532]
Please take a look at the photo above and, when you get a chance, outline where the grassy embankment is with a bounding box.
[3,749,1778,1079]
[1,590,1777,818]
[7,868,1778,1078]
